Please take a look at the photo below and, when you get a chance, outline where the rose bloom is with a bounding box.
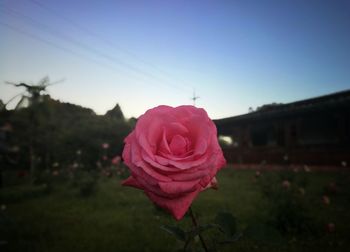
[122,105,226,220]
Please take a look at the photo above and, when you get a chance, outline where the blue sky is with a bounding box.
[0,0,349,119]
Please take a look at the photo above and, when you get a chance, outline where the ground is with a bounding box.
[1,167,349,252]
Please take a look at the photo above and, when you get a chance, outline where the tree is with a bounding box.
[105,103,124,120]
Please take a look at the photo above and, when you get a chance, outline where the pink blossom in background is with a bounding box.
[122,105,226,220]
[282,180,291,189]
[322,195,330,205]
[326,222,336,233]
[112,155,121,165]
[102,143,110,149]
[255,171,261,177]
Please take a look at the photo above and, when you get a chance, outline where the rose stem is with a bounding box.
[189,207,209,252]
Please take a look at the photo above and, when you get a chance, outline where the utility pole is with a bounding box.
[191,89,200,106]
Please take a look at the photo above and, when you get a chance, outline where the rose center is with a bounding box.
[169,134,188,156]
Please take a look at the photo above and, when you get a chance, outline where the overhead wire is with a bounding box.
[28,0,194,92]
[1,2,231,114]
[0,21,153,91]
[1,7,189,94]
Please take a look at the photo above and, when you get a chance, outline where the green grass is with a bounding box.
[1,168,349,252]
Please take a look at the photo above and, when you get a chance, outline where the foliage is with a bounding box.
[73,171,98,197]
[256,170,320,239]
[0,95,132,175]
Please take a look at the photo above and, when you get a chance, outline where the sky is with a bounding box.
[0,0,349,119]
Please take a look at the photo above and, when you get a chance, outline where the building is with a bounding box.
[214,90,350,166]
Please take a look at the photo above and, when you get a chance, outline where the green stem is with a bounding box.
[189,207,209,252]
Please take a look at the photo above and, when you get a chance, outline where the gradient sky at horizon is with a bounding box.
[0,0,349,119]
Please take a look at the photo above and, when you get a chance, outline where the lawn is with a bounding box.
[1,167,349,252]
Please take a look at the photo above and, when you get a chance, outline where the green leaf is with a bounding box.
[160,225,186,242]
[245,224,285,245]
[215,212,237,237]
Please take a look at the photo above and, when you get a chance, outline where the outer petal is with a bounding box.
[158,179,200,195]
[142,151,180,172]
[145,188,201,220]
[201,177,218,191]
[122,176,143,189]
[129,140,172,182]
[168,169,209,181]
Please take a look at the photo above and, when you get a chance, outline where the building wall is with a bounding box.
[217,101,350,166]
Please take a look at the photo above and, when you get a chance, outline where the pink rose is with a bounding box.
[122,105,226,220]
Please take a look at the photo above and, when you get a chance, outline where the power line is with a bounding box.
[0,22,107,67]
[28,0,194,91]
[1,21,187,105]
[1,7,189,94]
[0,21,149,87]
[26,0,193,93]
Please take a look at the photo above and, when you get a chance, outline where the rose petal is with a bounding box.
[135,105,175,138]
[166,122,189,138]
[146,117,164,147]
[128,143,172,182]
[142,152,180,172]
[138,133,155,159]
[158,179,200,195]
[168,169,209,181]
[193,137,208,156]
[122,176,143,189]
[199,175,211,187]
[201,177,218,191]
[154,154,170,166]
[158,149,195,161]
[145,189,200,220]
[132,174,175,198]
[158,128,172,154]
[137,160,172,182]
[169,134,188,155]
[168,154,208,170]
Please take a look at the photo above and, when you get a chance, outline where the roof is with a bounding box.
[215,89,350,127]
